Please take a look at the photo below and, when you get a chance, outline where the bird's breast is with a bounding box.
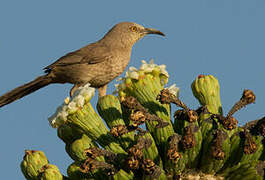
[88,55,131,88]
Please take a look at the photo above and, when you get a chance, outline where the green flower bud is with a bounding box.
[66,134,97,162]
[20,150,49,180]
[191,74,223,115]
[67,162,95,180]
[97,95,135,149]
[192,75,224,143]
[39,164,63,180]
[57,124,83,144]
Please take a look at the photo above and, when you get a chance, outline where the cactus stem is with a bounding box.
[157,89,189,111]
[81,157,116,176]
[122,96,169,128]
[110,124,146,138]
[84,147,117,161]
[227,89,256,118]
[159,89,199,123]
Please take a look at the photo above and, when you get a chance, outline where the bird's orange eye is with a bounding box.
[130,26,137,32]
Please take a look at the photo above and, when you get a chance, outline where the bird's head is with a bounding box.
[101,22,165,48]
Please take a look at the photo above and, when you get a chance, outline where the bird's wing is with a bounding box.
[44,44,112,72]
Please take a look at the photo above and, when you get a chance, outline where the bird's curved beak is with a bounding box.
[143,28,165,36]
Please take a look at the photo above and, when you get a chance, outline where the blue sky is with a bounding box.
[0,0,265,179]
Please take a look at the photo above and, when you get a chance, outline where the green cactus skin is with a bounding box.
[20,150,49,180]
[97,95,128,128]
[173,110,189,135]
[163,133,185,178]
[220,130,242,172]
[142,170,168,180]
[173,113,202,169]
[39,164,63,180]
[226,130,263,168]
[183,124,202,169]
[199,115,219,140]
[112,169,134,180]
[67,162,97,180]
[97,95,135,149]
[135,132,163,168]
[57,124,83,144]
[223,161,264,180]
[170,154,186,177]
[65,134,98,162]
[200,129,231,174]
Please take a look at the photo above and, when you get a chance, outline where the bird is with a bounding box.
[0,22,165,108]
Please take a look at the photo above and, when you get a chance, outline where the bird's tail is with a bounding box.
[0,75,53,108]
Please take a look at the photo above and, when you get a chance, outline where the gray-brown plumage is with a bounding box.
[0,22,165,108]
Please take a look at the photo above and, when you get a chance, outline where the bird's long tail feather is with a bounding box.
[0,75,52,108]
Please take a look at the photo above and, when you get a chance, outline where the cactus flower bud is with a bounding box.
[191,74,223,115]
[20,150,49,180]
[39,164,63,180]
[67,162,95,180]
[65,134,97,162]
[97,95,135,149]
[57,124,83,144]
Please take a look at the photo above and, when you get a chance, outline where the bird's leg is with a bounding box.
[98,85,107,97]
[70,84,80,97]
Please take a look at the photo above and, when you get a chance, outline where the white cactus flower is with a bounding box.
[158,64,169,77]
[74,95,85,107]
[48,83,95,128]
[166,84,180,97]
[128,66,137,71]
[114,59,170,93]
[68,101,78,112]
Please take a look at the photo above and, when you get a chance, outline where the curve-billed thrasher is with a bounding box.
[0,22,165,108]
